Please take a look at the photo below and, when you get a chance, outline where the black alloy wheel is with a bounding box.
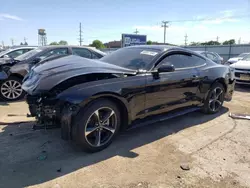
[202,83,225,114]
[208,87,224,112]
[72,99,121,152]
[85,107,117,147]
[0,77,25,101]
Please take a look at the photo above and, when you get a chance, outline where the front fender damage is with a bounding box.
[26,72,128,137]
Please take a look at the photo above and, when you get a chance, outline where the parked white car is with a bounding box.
[0,46,36,59]
[230,54,250,85]
[226,52,250,65]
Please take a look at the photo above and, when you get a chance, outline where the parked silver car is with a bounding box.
[195,51,223,64]
[226,52,250,65]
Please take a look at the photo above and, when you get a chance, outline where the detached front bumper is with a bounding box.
[224,79,235,102]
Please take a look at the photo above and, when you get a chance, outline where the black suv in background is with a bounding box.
[0,45,106,101]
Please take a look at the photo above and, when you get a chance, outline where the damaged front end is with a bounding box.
[22,55,135,133]
[26,94,61,126]
[26,93,79,140]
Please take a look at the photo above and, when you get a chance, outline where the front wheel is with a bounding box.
[72,99,121,152]
[202,83,225,114]
[0,76,25,101]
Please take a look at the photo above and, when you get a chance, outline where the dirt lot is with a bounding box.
[0,86,250,188]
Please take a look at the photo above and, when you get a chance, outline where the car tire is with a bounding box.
[72,99,121,152]
[202,82,225,114]
[0,76,25,101]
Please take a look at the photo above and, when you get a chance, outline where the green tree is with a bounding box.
[147,40,152,45]
[90,40,106,49]
[189,42,200,46]
[222,39,235,45]
[200,41,220,45]
[20,42,23,45]
[58,40,68,45]
[24,42,28,45]
[50,41,58,45]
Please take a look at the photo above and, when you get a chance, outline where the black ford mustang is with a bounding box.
[22,45,235,152]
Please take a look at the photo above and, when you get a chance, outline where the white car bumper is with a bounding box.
[234,68,250,85]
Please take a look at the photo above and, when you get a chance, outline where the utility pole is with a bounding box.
[79,22,83,46]
[161,21,169,44]
[10,38,14,46]
[134,28,139,34]
[238,37,241,44]
[216,36,219,42]
[184,33,188,46]
[1,41,4,47]
[23,37,28,45]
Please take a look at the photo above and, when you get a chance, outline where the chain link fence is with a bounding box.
[101,44,250,62]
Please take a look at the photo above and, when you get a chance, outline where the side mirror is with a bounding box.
[158,64,175,73]
[32,57,42,64]
[3,55,9,58]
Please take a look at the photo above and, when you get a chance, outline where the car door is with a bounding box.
[144,52,204,117]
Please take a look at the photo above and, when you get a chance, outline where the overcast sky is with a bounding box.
[0,0,250,46]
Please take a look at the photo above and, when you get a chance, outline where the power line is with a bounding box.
[167,14,250,23]
[10,38,14,46]
[161,21,169,44]
[184,33,188,46]
[79,22,83,46]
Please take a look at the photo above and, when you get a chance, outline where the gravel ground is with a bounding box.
[0,86,250,188]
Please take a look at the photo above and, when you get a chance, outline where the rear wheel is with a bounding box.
[202,83,225,114]
[0,76,25,101]
[72,99,121,152]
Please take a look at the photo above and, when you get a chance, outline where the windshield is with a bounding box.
[242,54,250,61]
[238,53,249,58]
[15,47,44,61]
[100,48,160,70]
[0,49,11,56]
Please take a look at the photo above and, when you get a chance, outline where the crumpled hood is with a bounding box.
[22,55,136,95]
[32,55,134,75]
[230,60,250,69]
[0,58,12,65]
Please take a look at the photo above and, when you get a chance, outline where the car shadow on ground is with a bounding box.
[0,107,229,188]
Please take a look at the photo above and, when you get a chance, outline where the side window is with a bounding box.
[7,49,26,58]
[160,54,206,69]
[38,48,68,59]
[206,53,217,61]
[23,49,33,53]
[72,48,91,58]
[92,52,102,59]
